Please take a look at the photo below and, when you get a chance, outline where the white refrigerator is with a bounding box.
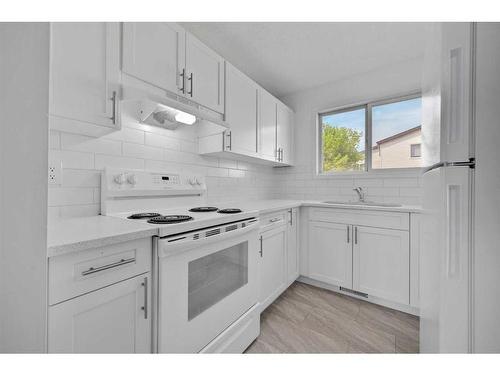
[420,22,500,353]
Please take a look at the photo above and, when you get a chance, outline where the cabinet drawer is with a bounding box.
[49,237,152,305]
[310,207,409,231]
[259,210,287,232]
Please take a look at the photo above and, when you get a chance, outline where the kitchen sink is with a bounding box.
[322,201,402,207]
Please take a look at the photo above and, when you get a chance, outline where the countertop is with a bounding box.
[47,199,421,257]
[47,215,158,257]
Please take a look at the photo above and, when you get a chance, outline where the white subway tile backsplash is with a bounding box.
[94,154,145,170]
[62,169,100,187]
[50,149,94,169]
[48,187,94,206]
[145,132,180,151]
[122,142,163,160]
[61,132,122,155]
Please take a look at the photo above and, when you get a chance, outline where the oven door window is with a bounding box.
[188,242,248,321]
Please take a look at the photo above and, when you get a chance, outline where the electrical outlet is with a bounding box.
[48,162,62,185]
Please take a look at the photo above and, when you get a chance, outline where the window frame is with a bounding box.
[410,143,422,158]
[317,91,422,176]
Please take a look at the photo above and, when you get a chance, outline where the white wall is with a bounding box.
[0,23,49,352]
[48,102,276,219]
[274,58,424,205]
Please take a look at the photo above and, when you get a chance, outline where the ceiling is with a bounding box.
[181,22,431,98]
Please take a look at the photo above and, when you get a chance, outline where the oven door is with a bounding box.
[157,220,259,353]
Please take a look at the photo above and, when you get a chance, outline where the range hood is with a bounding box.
[138,100,197,130]
[122,79,230,130]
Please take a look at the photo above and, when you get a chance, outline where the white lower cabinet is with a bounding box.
[305,208,414,310]
[48,273,151,353]
[259,225,287,311]
[286,208,299,284]
[353,226,410,305]
[308,221,353,288]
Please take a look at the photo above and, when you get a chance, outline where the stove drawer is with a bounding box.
[49,238,152,305]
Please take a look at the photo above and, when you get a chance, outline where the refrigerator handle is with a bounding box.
[422,158,475,174]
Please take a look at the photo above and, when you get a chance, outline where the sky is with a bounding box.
[322,97,422,151]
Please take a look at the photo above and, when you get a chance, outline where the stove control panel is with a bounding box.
[102,168,206,198]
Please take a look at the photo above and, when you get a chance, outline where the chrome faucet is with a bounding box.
[353,187,365,202]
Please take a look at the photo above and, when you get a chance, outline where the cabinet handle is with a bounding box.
[281,148,284,162]
[347,225,350,243]
[289,209,293,226]
[269,217,281,223]
[354,227,358,245]
[225,131,232,150]
[259,236,263,257]
[141,277,148,320]
[187,72,193,97]
[110,91,117,125]
[179,68,186,94]
[81,257,135,276]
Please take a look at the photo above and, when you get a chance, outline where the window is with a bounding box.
[410,143,421,158]
[319,94,422,173]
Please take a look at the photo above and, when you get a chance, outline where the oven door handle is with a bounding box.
[158,220,260,258]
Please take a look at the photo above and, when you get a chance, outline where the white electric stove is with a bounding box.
[101,168,261,353]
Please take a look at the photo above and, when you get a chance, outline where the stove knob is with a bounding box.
[114,173,126,185]
[127,174,137,185]
[189,178,197,186]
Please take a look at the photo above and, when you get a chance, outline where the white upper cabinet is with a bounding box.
[224,62,258,156]
[277,101,294,165]
[50,23,120,129]
[259,89,278,161]
[122,22,185,94]
[185,32,225,113]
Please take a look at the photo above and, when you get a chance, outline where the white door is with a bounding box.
[286,208,299,284]
[185,32,224,113]
[259,89,277,161]
[259,226,287,311]
[277,102,294,164]
[353,226,409,305]
[224,62,258,156]
[122,22,185,94]
[48,273,151,353]
[308,221,353,288]
[49,23,120,128]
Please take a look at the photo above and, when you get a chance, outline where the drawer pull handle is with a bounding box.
[81,257,136,276]
[269,218,281,223]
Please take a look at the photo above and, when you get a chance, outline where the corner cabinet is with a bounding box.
[48,273,151,353]
[49,22,121,132]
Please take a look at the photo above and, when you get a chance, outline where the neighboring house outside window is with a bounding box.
[371,126,422,169]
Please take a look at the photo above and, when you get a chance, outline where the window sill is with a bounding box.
[316,167,423,179]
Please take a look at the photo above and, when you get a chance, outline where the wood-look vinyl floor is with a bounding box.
[245,281,419,353]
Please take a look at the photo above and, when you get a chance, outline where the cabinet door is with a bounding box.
[259,226,287,311]
[308,221,352,288]
[122,22,185,94]
[277,102,294,164]
[259,89,277,161]
[287,208,299,284]
[50,23,120,128]
[353,226,409,305]
[185,32,224,113]
[224,62,258,156]
[48,273,151,353]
